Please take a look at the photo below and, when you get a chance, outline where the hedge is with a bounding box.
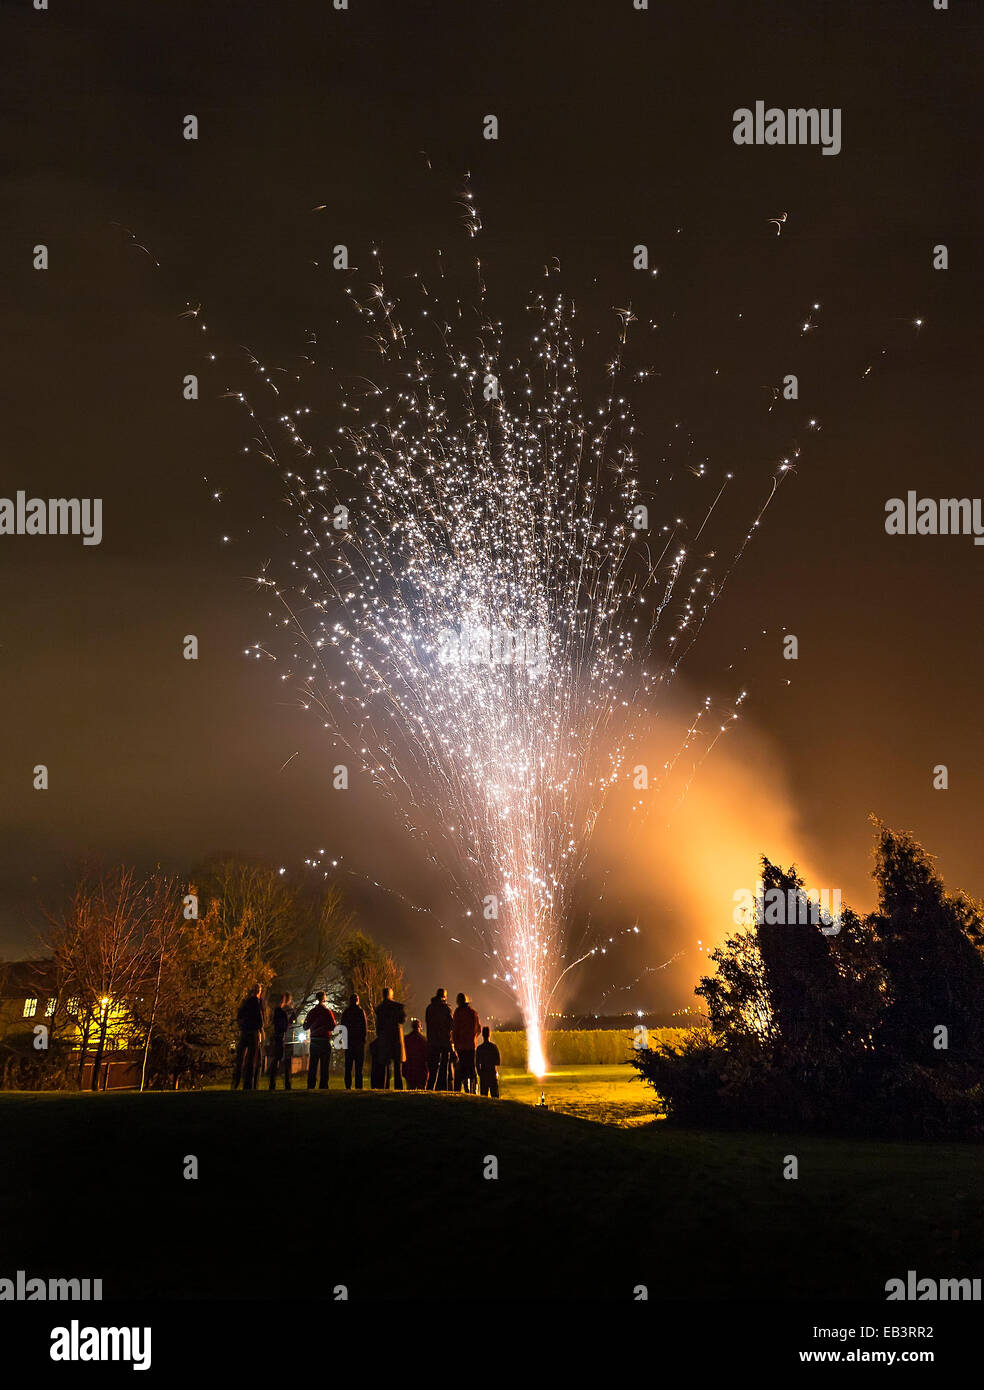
[493,1027,691,1068]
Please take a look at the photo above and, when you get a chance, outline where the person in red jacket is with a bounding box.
[452,992,481,1093]
[304,990,336,1090]
[402,1017,428,1089]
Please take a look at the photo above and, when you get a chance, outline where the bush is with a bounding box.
[630,1031,984,1138]
[142,1030,229,1090]
[0,1032,78,1091]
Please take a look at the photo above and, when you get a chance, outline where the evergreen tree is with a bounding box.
[872,825,984,1063]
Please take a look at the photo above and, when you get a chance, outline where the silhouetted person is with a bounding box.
[374,987,406,1091]
[452,992,481,1094]
[232,985,264,1090]
[340,993,368,1090]
[425,987,454,1091]
[403,1017,428,1089]
[476,1025,501,1098]
[269,992,296,1090]
[305,990,336,1090]
[369,1036,389,1090]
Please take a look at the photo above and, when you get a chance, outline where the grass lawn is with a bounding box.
[0,1068,980,1301]
[500,1063,659,1125]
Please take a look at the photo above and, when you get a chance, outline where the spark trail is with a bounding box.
[232,224,791,1074]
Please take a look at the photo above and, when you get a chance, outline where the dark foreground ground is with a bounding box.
[1,1088,981,1301]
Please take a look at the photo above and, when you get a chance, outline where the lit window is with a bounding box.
[66,997,80,1014]
[23,998,38,1018]
[45,998,56,1017]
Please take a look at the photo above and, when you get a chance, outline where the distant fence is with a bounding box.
[79,1058,143,1090]
[494,1027,691,1068]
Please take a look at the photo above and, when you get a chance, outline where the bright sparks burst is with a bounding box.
[222,204,794,1073]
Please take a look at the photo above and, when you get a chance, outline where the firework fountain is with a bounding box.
[232,204,789,1075]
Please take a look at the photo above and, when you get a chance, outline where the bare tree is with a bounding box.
[335,931,409,1037]
[280,885,353,1013]
[194,859,297,967]
[43,866,175,1090]
[193,858,354,1014]
[134,876,186,1090]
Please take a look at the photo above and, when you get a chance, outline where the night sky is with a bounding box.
[1,0,981,1020]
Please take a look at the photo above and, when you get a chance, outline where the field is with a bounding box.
[493,1028,687,1068]
[1,1065,981,1302]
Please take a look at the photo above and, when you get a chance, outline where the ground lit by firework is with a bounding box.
[501,1066,660,1126]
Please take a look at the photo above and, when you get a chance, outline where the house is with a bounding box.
[0,959,61,1039]
[0,958,140,1089]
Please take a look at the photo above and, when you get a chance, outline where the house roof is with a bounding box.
[0,958,57,997]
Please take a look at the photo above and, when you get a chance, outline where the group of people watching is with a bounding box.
[231,985,502,1097]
